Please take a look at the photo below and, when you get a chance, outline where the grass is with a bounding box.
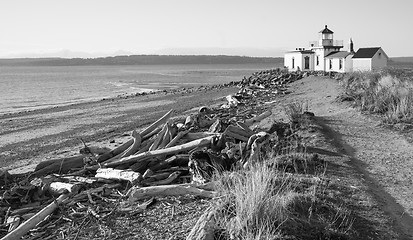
[210,108,355,240]
[339,68,413,123]
[213,162,353,239]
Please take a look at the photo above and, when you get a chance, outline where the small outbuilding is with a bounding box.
[352,47,388,71]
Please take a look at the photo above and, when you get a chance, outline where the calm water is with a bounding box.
[0,63,278,114]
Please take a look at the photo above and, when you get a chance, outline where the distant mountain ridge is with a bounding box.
[0,55,283,67]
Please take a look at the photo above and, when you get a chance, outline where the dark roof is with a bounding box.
[325,51,351,58]
[320,25,334,34]
[352,47,381,58]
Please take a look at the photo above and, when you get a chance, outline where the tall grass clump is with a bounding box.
[340,69,413,123]
[213,162,354,239]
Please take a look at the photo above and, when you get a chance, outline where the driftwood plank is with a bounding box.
[104,135,216,168]
[140,109,173,137]
[128,184,215,202]
[1,194,69,240]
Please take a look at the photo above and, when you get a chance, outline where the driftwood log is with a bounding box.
[1,194,69,240]
[95,168,142,183]
[47,182,82,195]
[128,184,215,202]
[140,109,173,137]
[244,110,272,126]
[32,155,86,176]
[97,139,134,163]
[104,135,216,168]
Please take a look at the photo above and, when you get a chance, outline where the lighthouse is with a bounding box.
[309,25,344,71]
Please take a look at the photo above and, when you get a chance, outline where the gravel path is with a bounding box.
[286,76,413,239]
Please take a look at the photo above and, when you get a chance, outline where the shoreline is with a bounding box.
[0,88,160,117]
[0,83,240,172]
[0,81,227,119]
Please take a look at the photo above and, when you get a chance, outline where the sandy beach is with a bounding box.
[0,85,238,173]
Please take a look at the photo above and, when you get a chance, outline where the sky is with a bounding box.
[0,0,412,58]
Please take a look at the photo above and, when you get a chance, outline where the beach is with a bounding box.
[0,85,239,173]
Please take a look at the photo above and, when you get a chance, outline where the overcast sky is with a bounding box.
[0,0,411,58]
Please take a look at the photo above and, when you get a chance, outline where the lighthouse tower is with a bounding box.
[309,25,343,71]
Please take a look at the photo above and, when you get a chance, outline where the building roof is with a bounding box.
[325,51,352,58]
[352,47,381,58]
[320,25,334,34]
[286,50,314,54]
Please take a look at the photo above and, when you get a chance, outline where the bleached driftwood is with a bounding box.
[48,182,82,195]
[95,168,142,183]
[225,95,240,107]
[149,123,168,151]
[141,126,162,141]
[128,184,215,202]
[140,109,173,137]
[183,132,219,141]
[149,154,189,172]
[157,123,176,149]
[97,139,134,162]
[165,128,192,148]
[244,110,272,126]
[98,108,173,163]
[119,130,142,158]
[1,194,69,240]
[104,135,216,168]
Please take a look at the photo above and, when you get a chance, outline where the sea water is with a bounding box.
[0,63,278,114]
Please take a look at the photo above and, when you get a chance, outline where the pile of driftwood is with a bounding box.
[0,69,309,239]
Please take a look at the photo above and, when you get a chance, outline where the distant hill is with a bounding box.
[390,57,413,63]
[0,55,283,67]
[389,57,413,67]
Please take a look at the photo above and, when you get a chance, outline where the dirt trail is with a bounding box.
[283,76,413,239]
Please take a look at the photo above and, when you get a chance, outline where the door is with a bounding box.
[304,56,310,70]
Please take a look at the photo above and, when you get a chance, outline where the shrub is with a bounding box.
[340,69,413,123]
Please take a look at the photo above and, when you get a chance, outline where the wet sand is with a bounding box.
[0,86,238,173]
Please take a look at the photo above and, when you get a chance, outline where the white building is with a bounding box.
[284,25,388,72]
[352,47,388,71]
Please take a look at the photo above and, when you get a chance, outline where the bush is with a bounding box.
[340,69,413,123]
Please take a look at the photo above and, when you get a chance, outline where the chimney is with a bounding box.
[349,38,354,53]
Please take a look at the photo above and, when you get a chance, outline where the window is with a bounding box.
[292,57,295,69]
[339,59,343,69]
[378,52,382,58]
[316,56,319,66]
[329,59,332,69]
